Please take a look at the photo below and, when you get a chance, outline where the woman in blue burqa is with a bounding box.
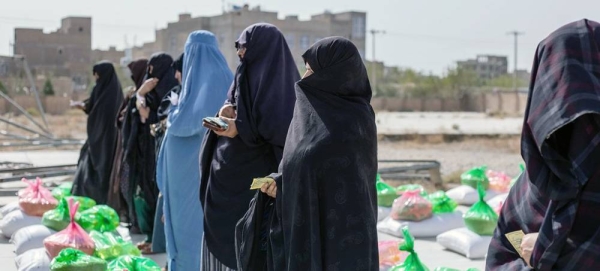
[156,31,232,271]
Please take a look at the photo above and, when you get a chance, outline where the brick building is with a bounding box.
[13,17,92,91]
[132,6,367,71]
[92,46,126,65]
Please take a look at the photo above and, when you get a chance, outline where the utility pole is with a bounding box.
[506,31,524,90]
[507,30,524,113]
[370,29,386,94]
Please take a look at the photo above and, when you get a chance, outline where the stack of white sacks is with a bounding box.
[376,166,518,260]
[0,179,130,271]
[0,178,60,271]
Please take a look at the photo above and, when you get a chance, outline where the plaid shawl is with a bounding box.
[487,19,600,270]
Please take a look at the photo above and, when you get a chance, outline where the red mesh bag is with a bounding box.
[44,198,95,259]
[391,190,433,221]
[19,177,58,216]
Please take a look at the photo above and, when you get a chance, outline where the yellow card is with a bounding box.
[249,178,274,190]
[505,230,525,258]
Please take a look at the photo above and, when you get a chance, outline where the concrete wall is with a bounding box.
[371,92,528,116]
[0,92,527,116]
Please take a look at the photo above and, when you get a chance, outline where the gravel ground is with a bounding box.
[378,137,523,178]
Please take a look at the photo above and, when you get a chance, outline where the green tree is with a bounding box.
[485,74,528,89]
[441,67,479,97]
[43,78,55,96]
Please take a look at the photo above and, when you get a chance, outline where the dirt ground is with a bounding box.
[378,136,522,181]
[1,111,87,140]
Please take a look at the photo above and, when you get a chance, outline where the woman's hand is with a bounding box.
[214,117,238,138]
[70,100,86,111]
[138,78,158,95]
[118,107,127,122]
[219,104,237,119]
[261,180,277,198]
[521,232,539,268]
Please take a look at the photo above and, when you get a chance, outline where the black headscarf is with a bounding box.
[155,53,184,121]
[199,23,299,269]
[228,23,298,153]
[266,37,378,271]
[128,59,148,89]
[119,54,176,235]
[144,52,179,124]
[71,61,124,204]
[172,53,184,73]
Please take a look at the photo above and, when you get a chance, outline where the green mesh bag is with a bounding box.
[424,191,458,214]
[107,255,162,271]
[52,183,73,201]
[90,231,141,261]
[463,182,499,235]
[377,174,399,207]
[77,205,120,233]
[64,196,96,211]
[43,198,81,231]
[460,166,489,190]
[50,248,107,271]
[389,227,429,271]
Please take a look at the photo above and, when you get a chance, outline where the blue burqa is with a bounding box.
[156,31,232,271]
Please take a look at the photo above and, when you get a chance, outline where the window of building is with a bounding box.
[286,34,295,49]
[300,35,310,49]
[352,16,365,39]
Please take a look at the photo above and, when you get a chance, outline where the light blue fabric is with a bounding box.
[166,31,233,137]
[156,30,232,271]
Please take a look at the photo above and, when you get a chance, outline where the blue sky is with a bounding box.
[1,0,599,74]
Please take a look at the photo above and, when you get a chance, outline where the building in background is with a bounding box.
[10,8,366,93]
[92,46,125,65]
[133,5,367,70]
[456,55,508,81]
[13,17,92,91]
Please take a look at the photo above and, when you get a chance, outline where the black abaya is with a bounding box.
[121,53,178,241]
[72,61,124,205]
[199,23,299,269]
[266,37,379,271]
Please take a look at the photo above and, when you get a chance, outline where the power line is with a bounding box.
[506,31,524,89]
[384,31,536,46]
[0,16,151,30]
[507,30,524,113]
